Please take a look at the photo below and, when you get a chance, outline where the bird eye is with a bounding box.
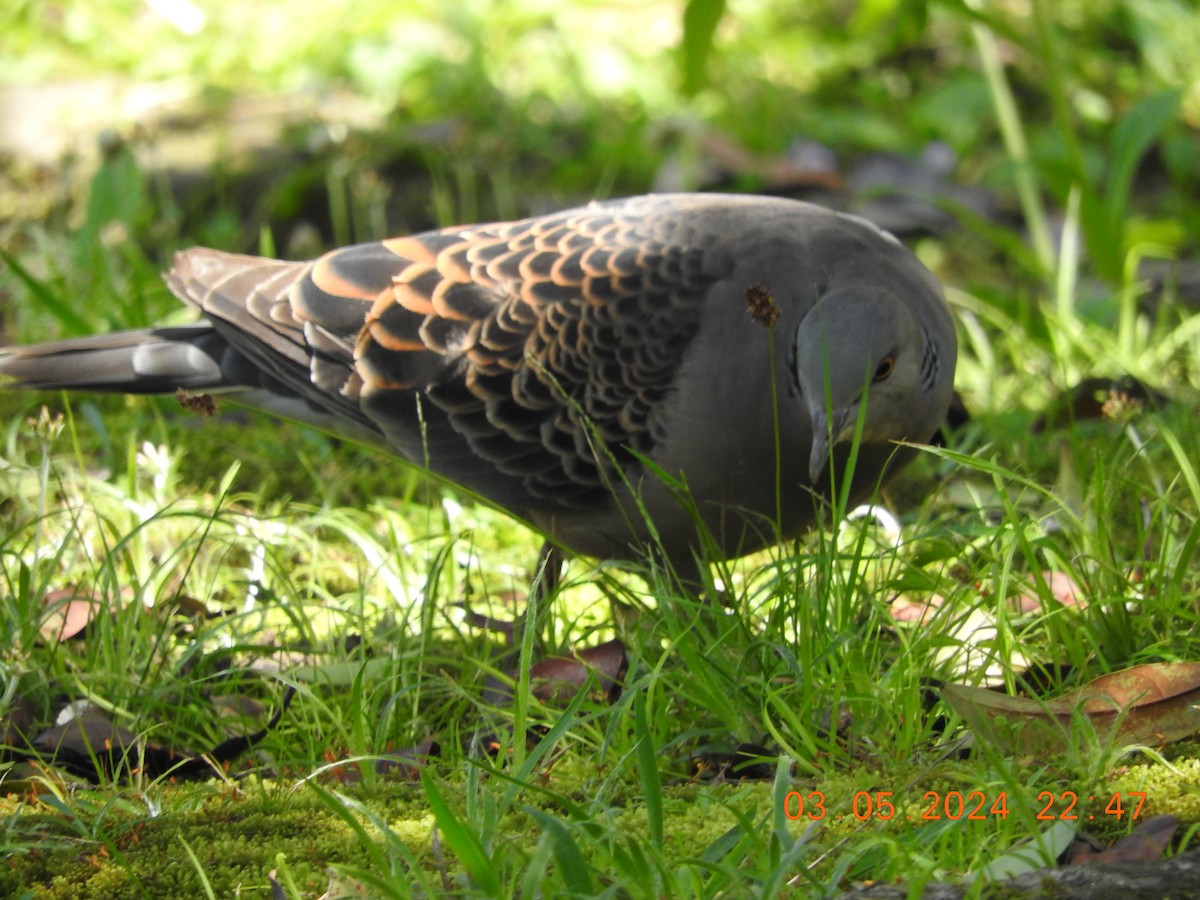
[873,355,895,383]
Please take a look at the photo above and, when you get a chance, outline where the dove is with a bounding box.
[0,193,956,580]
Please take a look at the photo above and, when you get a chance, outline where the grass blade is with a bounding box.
[421,768,502,896]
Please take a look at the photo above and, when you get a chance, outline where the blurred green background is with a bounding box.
[3,0,1197,293]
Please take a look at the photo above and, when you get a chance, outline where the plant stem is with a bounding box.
[968,2,1056,279]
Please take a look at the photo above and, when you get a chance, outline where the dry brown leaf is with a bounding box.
[1067,814,1178,865]
[530,639,627,703]
[942,662,1200,755]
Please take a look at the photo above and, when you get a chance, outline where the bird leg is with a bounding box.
[478,540,563,706]
[514,540,563,653]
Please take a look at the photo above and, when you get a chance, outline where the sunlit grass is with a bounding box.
[2,340,1196,894]
[2,0,1200,894]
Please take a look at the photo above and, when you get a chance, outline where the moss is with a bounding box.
[0,783,375,898]
[2,656,1199,895]
[1108,758,1200,824]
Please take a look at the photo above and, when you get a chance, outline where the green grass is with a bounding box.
[2,0,1200,896]
[1,310,1196,896]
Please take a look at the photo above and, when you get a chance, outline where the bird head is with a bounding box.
[793,287,953,485]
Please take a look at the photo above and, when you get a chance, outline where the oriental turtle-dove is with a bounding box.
[0,193,956,578]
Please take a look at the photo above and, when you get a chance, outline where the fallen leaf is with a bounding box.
[942,661,1200,755]
[374,737,441,781]
[1067,815,1178,864]
[2,688,296,784]
[0,695,38,747]
[691,742,776,781]
[1010,570,1087,613]
[529,639,627,703]
[932,607,1032,686]
[889,592,946,624]
[972,820,1078,881]
[38,587,104,643]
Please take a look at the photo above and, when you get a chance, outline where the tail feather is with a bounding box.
[0,326,230,394]
[0,324,385,443]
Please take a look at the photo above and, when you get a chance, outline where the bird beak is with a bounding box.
[808,405,854,484]
[808,408,831,484]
